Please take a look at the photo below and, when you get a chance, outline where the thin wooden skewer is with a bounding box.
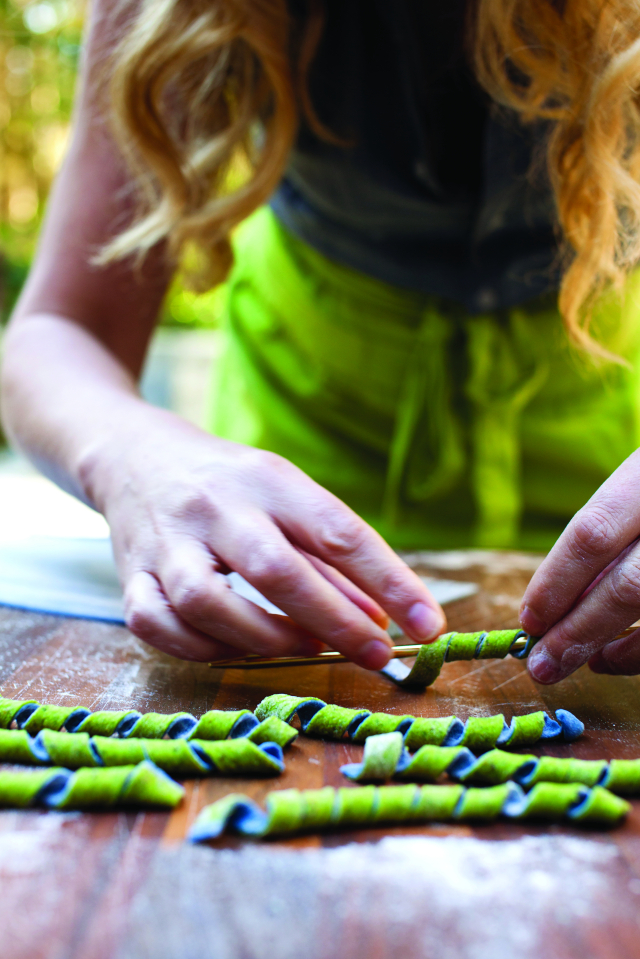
[208,627,640,670]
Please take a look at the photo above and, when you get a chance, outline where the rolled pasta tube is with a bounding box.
[255,694,583,750]
[0,697,297,747]
[603,759,640,795]
[0,761,184,809]
[0,728,285,776]
[341,731,406,783]
[379,629,539,687]
[188,781,630,841]
[244,716,298,747]
[340,734,471,784]
[339,735,640,795]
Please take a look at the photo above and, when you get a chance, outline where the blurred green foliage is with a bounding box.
[0,0,81,320]
[0,0,219,327]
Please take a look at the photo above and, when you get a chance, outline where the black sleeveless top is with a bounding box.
[270,0,559,312]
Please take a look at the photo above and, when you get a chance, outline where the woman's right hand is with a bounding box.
[81,402,446,667]
[0,0,445,669]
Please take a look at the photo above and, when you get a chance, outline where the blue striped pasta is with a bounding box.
[188,781,630,841]
[339,732,640,795]
[255,694,583,751]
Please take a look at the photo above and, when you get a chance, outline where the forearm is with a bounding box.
[0,311,162,506]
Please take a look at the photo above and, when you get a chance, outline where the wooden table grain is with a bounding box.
[2,549,640,959]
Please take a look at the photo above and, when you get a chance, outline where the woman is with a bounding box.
[2,0,640,683]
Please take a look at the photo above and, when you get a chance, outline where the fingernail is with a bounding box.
[405,602,444,641]
[519,605,547,637]
[358,639,392,670]
[528,647,564,684]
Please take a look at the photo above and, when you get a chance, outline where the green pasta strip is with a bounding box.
[339,734,640,795]
[40,730,101,768]
[402,717,456,749]
[454,715,506,752]
[0,728,285,776]
[0,761,184,809]
[379,629,540,687]
[22,704,83,735]
[340,733,465,784]
[445,631,485,661]
[0,729,48,765]
[188,781,630,840]
[189,710,252,740]
[343,732,404,782]
[451,748,534,785]
[255,694,368,739]
[74,710,142,737]
[124,712,195,739]
[412,783,463,820]
[246,716,298,747]
[0,696,297,747]
[90,736,149,767]
[517,782,586,821]
[0,698,39,729]
[350,712,415,742]
[255,694,583,751]
[267,787,335,833]
[101,737,209,776]
[527,756,607,789]
[605,759,640,795]
[397,745,472,782]
[455,782,513,820]
[0,768,61,807]
[193,739,283,776]
[498,712,546,748]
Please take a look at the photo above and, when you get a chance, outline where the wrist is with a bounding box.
[74,396,161,513]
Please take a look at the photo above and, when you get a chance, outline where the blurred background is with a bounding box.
[0,0,223,460]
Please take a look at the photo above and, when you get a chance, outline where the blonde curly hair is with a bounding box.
[102,0,640,357]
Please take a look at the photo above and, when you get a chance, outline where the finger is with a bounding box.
[588,628,640,675]
[124,569,238,662]
[213,512,396,669]
[298,549,390,629]
[520,454,640,636]
[576,542,638,602]
[158,541,323,658]
[270,478,446,641]
[527,541,640,683]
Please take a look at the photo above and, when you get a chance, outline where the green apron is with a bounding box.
[210,207,640,551]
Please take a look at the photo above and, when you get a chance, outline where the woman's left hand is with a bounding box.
[521,448,640,682]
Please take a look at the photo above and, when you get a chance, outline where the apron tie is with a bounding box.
[464,313,548,547]
[383,305,466,528]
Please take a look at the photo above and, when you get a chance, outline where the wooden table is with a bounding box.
[2,549,640,959]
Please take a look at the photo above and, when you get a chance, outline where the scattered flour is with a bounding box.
[117,833,634,959]
[0,813,74,876]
